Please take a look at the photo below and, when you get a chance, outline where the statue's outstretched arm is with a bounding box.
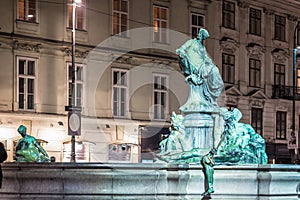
[34,141,48,157]
[176,40,193,57]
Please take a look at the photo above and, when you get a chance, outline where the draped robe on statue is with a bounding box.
[177,38,223,112]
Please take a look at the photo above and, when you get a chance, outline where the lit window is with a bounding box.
[249,8,261,36]
[153,5,168,43]
[222,1,235,29]
[191,13,204,38]
[112,0,129,37]
[251,108,263,135]
[297,68,300,94]
[222,53,235,84]
[276,111,286,139]
[153,75,168,120]
[274,15,286,41]
[68,0,86,30]
[18,0,37,22]
[68,63,84,107]
[113,69,128,117]
[17,57,36,110]
[249,58,261,87]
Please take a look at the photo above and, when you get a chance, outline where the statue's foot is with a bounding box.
[201,188,214,196]
[208,187,214,194]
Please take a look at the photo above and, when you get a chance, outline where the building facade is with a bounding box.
[0,0,299,163]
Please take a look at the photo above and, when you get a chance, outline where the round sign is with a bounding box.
[69,113,80,132]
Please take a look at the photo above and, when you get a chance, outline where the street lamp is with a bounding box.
[66,0,82,163]
[292,20,300,163]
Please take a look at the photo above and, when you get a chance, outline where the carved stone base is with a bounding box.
[1,163,299,199]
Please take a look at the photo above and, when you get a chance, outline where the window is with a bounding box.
[153,75,168,120]
[251,108,263,135]
[18,0,37,22]
[18,57,36,110]
[112,0,129,37]
[297,68,300,94]
[274,63,285,86]
[222,1,235,29]
[153,5,168,43]
[249,8,261,36]
[297,23,300,46]
[249,58,261,87]
[274,15,285,41]
[113,69,128,117]
[68,63,84,107]
[68,0,86,30]
[222,53,235,84]
[191,13,204,38]
[276,111,286,139]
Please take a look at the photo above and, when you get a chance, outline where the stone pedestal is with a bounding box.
[0,163,299,199]
[182,112,215,154]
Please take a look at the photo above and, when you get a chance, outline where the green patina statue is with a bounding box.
[176,28,223,113]
[215,108,268,165]
[15,125,50,162]
[157,28,267,196]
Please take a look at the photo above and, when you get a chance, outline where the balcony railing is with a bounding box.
[272,85,300,100]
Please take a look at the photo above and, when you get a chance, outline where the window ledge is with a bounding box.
[111,34,130,39]
[66,28,88,43]
[15,20,39,34]
[110,36,131,50]
[152,42,170,50]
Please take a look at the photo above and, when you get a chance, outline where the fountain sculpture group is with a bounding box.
[12,27,268,197]
[157,28,268,195]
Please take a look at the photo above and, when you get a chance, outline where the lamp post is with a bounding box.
[292,21,300,163]
[66,0,82,163]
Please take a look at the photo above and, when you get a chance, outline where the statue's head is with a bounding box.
[197,28,209,41]
[17,125,27,137]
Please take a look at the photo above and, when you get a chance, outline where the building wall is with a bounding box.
[0,0,299,163]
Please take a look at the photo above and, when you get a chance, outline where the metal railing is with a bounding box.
[272,85,300,100]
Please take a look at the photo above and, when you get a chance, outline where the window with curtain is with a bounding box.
[249,8,261,36]
[276,111,286,139]
[153,5,168,43]
[68,63,84,107]
[274,15,286,41]
[153,74,168,120]
[18,0,37,22]
[251,107,263,135]
[249,58,261,87]
[222,53,235,84]
[222,0,235,29]
[113,69,128,117]
[274,63,285,86]
[68,0,86,30]
[112,0,129,37]
[18,57,37,110]
[297,68,300,94]
[191,13,204,38]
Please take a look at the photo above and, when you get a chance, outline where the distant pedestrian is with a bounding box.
[0,142,7,188]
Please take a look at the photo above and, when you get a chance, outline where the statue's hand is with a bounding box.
[176,49,185,57]
[185,74,203,85]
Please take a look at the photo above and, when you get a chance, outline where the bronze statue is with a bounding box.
[157,28,268,196]
[176,28,224,112]
[0,142,7,188]
[15,125,50,162]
